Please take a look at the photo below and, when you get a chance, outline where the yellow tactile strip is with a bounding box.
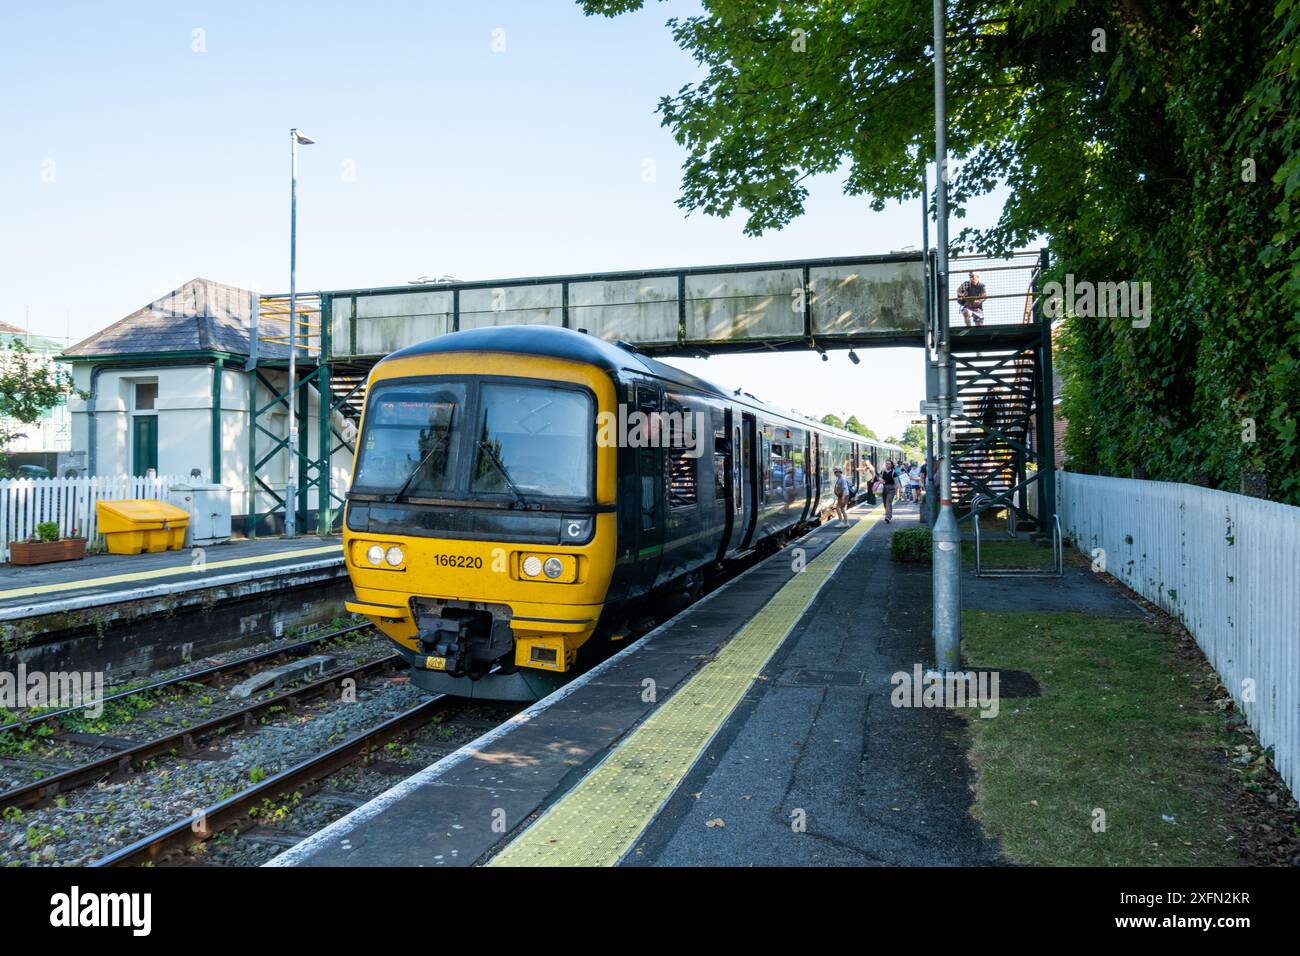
[488,511,878,866]
[0,544,342,601]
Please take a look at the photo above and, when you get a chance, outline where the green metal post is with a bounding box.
[317,296,332,534]
[246,372,258,538]
[211,356,224,485]
[297,368,309,533]
[1035,248,1056,525]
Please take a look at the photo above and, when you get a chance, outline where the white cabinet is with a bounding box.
[169,483,232,546]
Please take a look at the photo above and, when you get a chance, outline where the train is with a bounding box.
[342,325,899,700]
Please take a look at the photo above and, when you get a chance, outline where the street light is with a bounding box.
[285,127,314,538]
[930,1,962,673]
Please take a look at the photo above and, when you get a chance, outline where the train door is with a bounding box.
[719,407,739,559]
[739,411,758,549]
[806,431,816,520]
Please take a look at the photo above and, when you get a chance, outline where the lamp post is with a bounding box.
[930,0,962,673]
[285,128,314,538]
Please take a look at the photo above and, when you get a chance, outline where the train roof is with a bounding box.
[383,325,900,451]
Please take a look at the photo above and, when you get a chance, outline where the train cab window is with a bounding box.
[352,381,467,496]
[471,383,592,500]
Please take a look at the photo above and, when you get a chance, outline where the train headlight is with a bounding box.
[522,555,543,577]
[543,557,563,579]
[366,544,385,566]
[385,546,404,567]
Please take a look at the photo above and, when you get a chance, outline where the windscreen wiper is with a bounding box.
[387,417,453,503]
[476,439,535,510]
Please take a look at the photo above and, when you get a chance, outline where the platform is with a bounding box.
[0,536,343,620]
[267,503,942,866]
[270,495,1151,868]
[0,536,348,681]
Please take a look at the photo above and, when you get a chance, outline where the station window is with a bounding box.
[133,382,158,411]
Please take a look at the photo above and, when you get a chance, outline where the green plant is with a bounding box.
[35,522,59,543]
[890,526,932,563]
[582,0,1300,505]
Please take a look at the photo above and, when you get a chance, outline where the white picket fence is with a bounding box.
[1058,471,1300,797]
[0,474,181,559]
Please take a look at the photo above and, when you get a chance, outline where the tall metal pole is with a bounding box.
[285,128,301,538]
[930,0,962,672]
[921,166,935,527]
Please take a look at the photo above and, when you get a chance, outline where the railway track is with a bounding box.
[0,620,374,741]
[91,695,454,867]
[0,653,405,813]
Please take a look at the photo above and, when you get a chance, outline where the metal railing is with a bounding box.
[971,493,1063,577]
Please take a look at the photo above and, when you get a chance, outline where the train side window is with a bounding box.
[639,450,660,531]
[669,449,698,508]
[713,431,728,500]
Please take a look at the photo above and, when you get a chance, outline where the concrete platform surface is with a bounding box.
[0,536,343,619]
[268,496,1156,868]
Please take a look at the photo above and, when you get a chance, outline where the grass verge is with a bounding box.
[960,538,1058,570]
[961,609,1242,866]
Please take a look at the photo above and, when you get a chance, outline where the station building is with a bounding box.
[61,278,353,534]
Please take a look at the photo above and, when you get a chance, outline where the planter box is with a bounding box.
[8,538,87,566]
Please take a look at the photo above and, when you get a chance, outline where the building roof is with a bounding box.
[0,319,70,354]
[61,278,288,361]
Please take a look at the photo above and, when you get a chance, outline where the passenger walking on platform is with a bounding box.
[880,460,898,523]
[832,467,850,527]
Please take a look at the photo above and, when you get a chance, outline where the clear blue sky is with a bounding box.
[0,0,1014,442]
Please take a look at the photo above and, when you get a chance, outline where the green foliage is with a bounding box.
[35,522,59,543]
[899,424,926,462]
[890,525,932,562]
[579,0,1300,504]
[843,415,877,440]
[0,339,79,448]
[821,412,883,440]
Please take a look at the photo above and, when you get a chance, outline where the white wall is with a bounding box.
[69,361,354,527]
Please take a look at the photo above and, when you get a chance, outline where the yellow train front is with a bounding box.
[343,324,897,701]
[343,326,620,701]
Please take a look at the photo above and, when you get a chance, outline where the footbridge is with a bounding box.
[247,249,1053,535]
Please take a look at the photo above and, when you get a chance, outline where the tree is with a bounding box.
[820,413,845,430]
[0,340,78,450]
[843,416,877,440]
[578,0,1300,503]
[899,424,926,461]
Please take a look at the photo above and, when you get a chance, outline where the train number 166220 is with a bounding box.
[434,553,483,569]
